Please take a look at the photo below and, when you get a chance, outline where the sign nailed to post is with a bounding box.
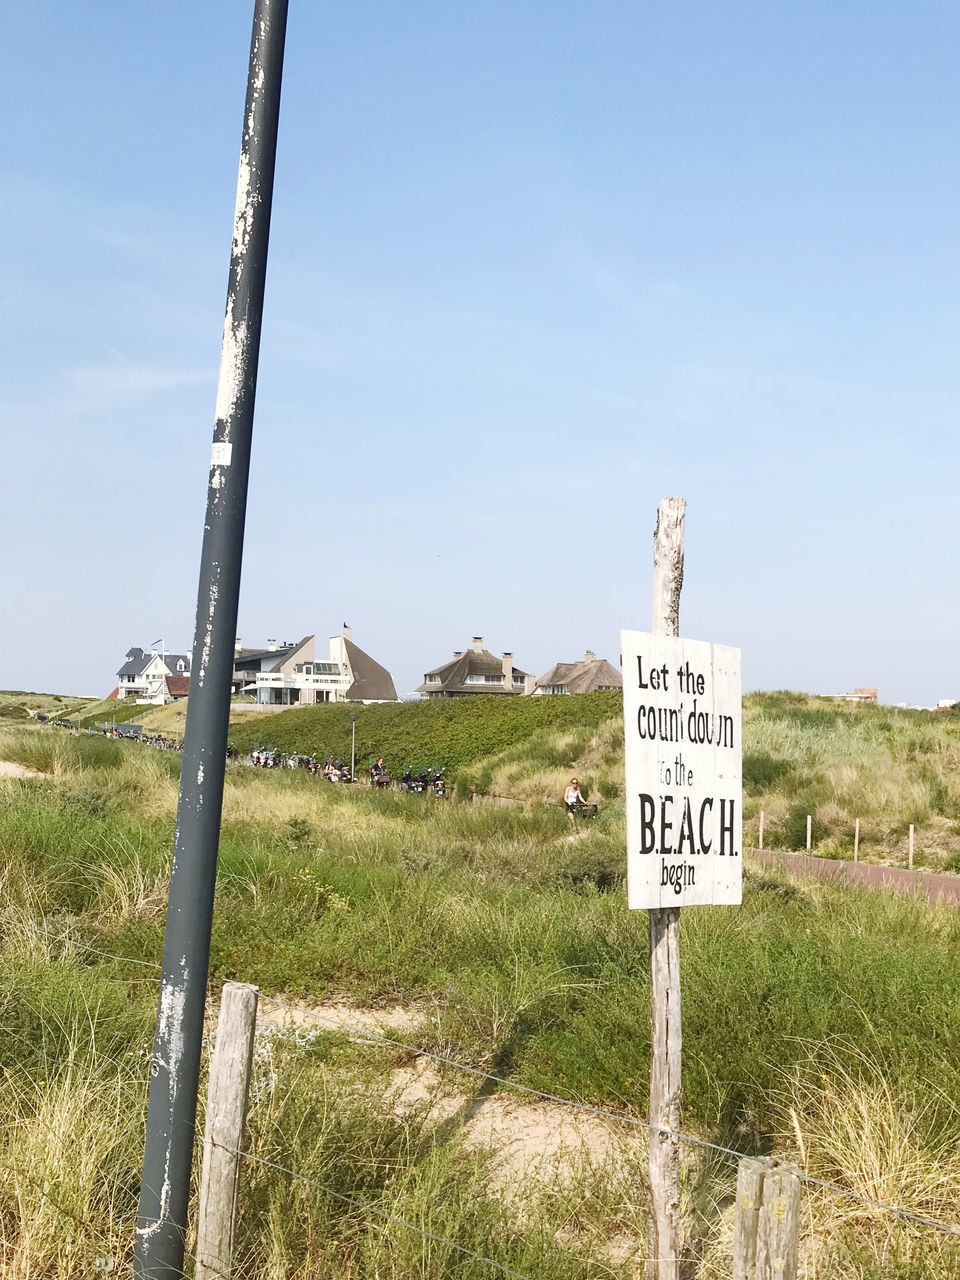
[621,629,742,909]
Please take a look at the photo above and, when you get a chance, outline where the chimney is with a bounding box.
[234,637,242,654]
[267,639,276,652]
[341,624,353,642]
[502,652,513,685]
[453,651,464,659]
[472,636,483,654]
[584,649,597,663]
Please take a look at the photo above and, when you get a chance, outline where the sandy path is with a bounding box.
[0,760,42,779]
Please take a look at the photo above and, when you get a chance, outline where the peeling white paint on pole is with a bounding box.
[134,4,289,1276]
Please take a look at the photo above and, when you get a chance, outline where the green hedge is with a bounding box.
[228,691,623,773]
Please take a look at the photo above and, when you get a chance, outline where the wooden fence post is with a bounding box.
[806,815,812,852]
[732,1157,765,1280]
[854,818,860,863]
[909,824,915,870]
[196,982,259,1280]
[648,497,685,1280]
[733,1158,802,1280]
[756,1161,801,1280]
[758,810,765,851]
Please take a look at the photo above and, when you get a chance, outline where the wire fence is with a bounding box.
[5,920,960,1280]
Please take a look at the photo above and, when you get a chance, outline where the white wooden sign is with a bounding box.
[621,629,742,909]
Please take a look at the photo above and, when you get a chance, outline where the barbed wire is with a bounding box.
[8,926,960,1240]
[0,1158,221,1280]
[0,919,162,971]
[216,1139,533,1280]
[255,992,960,1239]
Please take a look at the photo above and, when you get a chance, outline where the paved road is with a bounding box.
[748,848,960,905]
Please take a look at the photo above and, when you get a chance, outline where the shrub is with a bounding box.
[742,751,792,795]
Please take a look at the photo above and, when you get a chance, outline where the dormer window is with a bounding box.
[177,660,185,672]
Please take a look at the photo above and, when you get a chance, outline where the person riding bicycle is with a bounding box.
[564,777,586,824]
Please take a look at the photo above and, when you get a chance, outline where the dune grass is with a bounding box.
[3,720,960,1275]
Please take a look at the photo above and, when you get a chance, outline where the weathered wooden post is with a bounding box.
[756,1162,801,1280]
[909,824,915,870]
[732,1157,765,1280]
[621,498,743,1280]
[196,983,259,1280]
[854,817,860,863]
[806,815,812,852]
[647,497,686,1279]
[758,810,765,851]
[733,1158,801,1280]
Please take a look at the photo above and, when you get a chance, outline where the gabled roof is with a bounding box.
[117,648,191,678]
[118,648,149,677]
[343,638,399,702]
[162,654,191,673]
[536,656,622,694]
[536,662,577,688]
[417,646,530,695]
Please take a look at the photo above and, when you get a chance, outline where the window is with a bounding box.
[426,674,441,683]
[465,674,503,685]
[177,660,185,672]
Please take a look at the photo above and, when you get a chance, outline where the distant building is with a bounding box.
[823,688,878,704]
[417,637,533,698]
[235,627,398,705]
[937,699,958,711]
[533,650,622,696]
[116,648,191,704]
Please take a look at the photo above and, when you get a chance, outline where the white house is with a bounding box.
[115,648,191,704]
[235,627,398,705]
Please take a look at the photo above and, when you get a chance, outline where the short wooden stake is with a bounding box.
[806,815,812,851]
[733,1158,802,1280]
[758,810,765,850]
[647,497,686,1280]
[732,1157,765,1280]
[756,1162,801,1280]
[854,818,860,862]
[196,982,259,1280]
[909,824,914,869]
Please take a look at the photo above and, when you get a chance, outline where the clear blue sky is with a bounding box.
[2,2,957,704]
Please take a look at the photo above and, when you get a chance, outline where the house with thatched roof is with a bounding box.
[533,650,622,696]
[417,637,534,698]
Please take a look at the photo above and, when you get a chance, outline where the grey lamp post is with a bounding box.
[350,714,358,780]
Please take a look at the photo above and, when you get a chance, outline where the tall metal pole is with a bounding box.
[134,3,288,1276]
[350,714,358,780]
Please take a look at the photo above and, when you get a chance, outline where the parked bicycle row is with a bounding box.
[40,717,450,798]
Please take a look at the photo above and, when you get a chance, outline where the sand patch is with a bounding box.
[385,1056,642,1189]
[0,760,42,779]
[255,998,422,1038]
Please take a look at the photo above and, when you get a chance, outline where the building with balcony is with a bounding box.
[417,637,533,698]
[235,627,398,706]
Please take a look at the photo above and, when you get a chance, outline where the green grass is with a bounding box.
[65,696,157,730]
[5,710,960,1275]
[227,690,623,772]
[0,689,93,721]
